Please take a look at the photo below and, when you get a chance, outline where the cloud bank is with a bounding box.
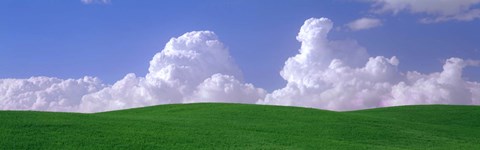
[0,76,104,112]
[365,0,480,23]
[1,18,479,112]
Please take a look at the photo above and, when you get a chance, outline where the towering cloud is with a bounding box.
[80,31,265,112]
[259,17,480,110]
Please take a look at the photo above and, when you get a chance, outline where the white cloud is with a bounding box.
[388,58,480,106]
[79,73,162,112]
[81,0,111,4]
[347,18,383,31]
[146,31,243,87]
[79,31,264,112]
[0,76,104,112]
[420,9,480,23]
[0,31,265,113]
[365,0,480,23]
[259,17,480,110]
[186,74,266,104]
[1,18,479,112]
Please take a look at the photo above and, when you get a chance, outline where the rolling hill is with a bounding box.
[1,103,480,149]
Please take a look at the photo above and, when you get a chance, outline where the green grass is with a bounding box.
[1,103,480,149]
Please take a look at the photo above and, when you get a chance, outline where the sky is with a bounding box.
[1,0,480,112]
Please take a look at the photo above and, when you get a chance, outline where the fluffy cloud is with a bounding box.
[346,18,383,31]
[1,31,265,113]
[259,17,480,110]
[388,58,480,106]
[1,18,479,112]
[0,76,104,112]
[365,0,480,23]
[186,74,266,104]
[80,31,265,112]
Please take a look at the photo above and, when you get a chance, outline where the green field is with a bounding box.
[1,103,480,149]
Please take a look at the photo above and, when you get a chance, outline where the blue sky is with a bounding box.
[2,0,478,91]
[1,0,480,112]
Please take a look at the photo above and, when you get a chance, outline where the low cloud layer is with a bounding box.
[1,18,479,112]
[364,0,480,23]
[0,76,104,112]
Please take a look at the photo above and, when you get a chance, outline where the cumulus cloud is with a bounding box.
[364,0,480,23]
[1,31,265,113]
[0,76,104,112]
[346,18,383,31]
[388,58,480,106]
[186,74,266,104]
[81,0,111,4]
[80,31,265,112]
[1,17,479,112]
[259,17,480,110]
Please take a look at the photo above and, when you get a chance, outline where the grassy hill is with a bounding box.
[1,103,480,149]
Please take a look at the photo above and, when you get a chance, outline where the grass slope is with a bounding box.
[1,103,480,149]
